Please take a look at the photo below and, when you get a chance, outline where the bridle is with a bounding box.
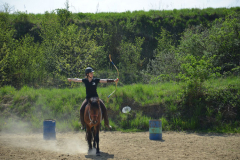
[88,99,102,125]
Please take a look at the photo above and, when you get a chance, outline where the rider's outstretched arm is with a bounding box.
[100,78,119,83]
[68,78,83,82]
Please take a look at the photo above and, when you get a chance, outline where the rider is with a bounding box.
[68,67,119,129]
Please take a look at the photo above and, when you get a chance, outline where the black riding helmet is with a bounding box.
[85,67,94,75]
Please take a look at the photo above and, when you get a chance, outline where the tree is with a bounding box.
[118,37,145,83]
[1,3,14,13]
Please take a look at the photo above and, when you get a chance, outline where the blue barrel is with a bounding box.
[149,119,162,140]
[43,119,56,140]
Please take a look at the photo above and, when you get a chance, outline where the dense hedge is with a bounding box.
[0,7,240,88]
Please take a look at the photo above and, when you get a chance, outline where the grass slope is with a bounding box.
[0,77,239,133]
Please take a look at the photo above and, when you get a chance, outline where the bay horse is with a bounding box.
[84,97,102,156]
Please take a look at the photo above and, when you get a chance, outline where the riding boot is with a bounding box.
[80,99,88,130]
[99,99,112,129]
[80,109,85,130]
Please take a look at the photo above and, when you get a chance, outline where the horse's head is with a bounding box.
[88,97,101,125]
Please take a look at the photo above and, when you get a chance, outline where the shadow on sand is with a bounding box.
[85,151,114,159]
[152,139,165,142]
[183,131,239,137]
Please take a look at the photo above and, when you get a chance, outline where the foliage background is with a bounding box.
[0,6,240,132]
[0,7,239,87]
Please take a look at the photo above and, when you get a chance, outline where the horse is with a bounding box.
[84,97,102,156]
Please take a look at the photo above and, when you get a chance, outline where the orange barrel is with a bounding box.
[43,119,56,140]
[149,119,162,140]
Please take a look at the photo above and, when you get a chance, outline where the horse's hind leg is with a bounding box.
[93,127,96,148]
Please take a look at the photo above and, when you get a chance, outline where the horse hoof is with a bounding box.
[96,152,100,156]
[88,149,93,155]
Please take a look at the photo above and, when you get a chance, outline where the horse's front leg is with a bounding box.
[86,126,92,151]
[95,125,100,156]
[93,127,96,148]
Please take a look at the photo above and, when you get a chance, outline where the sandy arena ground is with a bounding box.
[0,131,240,160]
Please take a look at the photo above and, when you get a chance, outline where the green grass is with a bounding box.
[204,76,240,89]
[0,77,240,133]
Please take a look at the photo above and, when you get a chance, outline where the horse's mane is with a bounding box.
[88,97,100,109]
[90,101,99,108]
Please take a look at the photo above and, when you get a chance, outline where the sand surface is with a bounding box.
[0,131,240,160]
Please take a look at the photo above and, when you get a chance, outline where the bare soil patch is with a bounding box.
[0,131,240,160]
